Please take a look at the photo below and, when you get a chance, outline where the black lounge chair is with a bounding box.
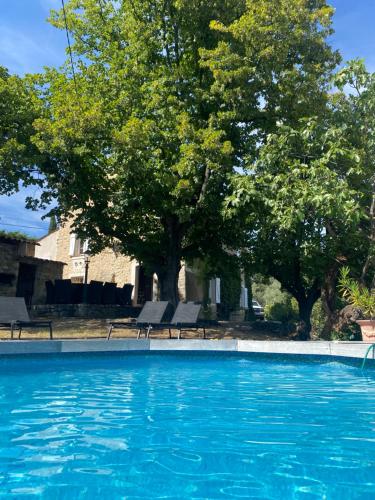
[0,296,53,339]
[107,301,174,340]
[147,302,206,339]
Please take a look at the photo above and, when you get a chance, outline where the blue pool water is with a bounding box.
[0,353,374,499]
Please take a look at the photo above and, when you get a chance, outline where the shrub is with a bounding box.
[310,299,327,338]
[331,322,361,341]
[252,277,286,308]
[265,297,298,323]
[338,267,375,319]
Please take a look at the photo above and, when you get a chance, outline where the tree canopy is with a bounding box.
[21,0,338,305]
[0,67,43,195]
[1,0,372,334]
[228,61,374,338]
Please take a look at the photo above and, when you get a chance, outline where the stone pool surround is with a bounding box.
[0,339,374,361]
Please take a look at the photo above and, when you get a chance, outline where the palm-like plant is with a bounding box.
[338,267,375,320]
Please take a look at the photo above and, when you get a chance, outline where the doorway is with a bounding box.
[16,263,37,306]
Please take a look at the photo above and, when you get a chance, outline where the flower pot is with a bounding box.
[357,320,375,342]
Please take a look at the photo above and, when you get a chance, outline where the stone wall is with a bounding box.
[0,239,65,305]
[31,303,141,318]
[0,241,18,297]
[23,258,65,305]
[37,221,208,307]
[53,222,134,287]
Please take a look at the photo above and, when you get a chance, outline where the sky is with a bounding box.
[0,0,374,237]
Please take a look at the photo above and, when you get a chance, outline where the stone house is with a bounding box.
[0,234,65,305]
[35,222,211,307]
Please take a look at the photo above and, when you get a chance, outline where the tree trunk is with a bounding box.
[295,289,321,340]
[156,218,182,307]
[320,263,340,340]
[157,255,181,307]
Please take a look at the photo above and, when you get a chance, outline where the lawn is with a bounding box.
[0,318,289,341]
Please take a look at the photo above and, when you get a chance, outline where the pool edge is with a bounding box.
[0,339,373,361]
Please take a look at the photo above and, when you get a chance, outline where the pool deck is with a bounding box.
[0,339,374,361]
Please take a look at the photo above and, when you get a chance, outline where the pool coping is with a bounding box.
[0,339,374,361]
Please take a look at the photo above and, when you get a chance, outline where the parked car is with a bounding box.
[252,300,265,320]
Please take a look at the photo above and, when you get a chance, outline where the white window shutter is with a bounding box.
[69,233,76,256]
[215,278,221,304]
[209,278,221,304]
[82,239,89,253]
[240,286,248,309]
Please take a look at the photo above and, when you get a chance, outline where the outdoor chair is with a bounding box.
[107,301,174,339]
[116,283,134,305]
[147,302,206,340]
[0,296,53,339]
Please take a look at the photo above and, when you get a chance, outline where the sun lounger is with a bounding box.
[147,302,206,339]
[0,296,53,339]
[107,301,174,339]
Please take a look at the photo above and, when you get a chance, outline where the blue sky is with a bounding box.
[0,0,374,237]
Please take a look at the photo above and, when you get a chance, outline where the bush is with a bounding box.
[265,297,298,323]
[252,277,286,308]
[331,322,362,341]
[310,299,327,338]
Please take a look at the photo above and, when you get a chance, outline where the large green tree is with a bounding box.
[0,67,44,196]
[228,61,374,339]
[2,0,340,305]
[320,61,375,334]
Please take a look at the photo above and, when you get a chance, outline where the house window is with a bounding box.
[69,234,89,257]
[75,238,85,257]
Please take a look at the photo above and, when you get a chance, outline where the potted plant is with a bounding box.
[338,267,375,342]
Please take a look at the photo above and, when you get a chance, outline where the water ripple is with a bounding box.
[0,353,374,498]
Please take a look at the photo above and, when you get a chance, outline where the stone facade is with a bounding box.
[37,222,134,287]
[0,238,19,297]
[0,236,65,305]
[27,258,65,305]
[36,221,207,306]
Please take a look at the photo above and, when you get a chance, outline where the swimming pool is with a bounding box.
[0,353,374,499]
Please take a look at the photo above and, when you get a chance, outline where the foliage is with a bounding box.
[201,0,339,157]
[26,0,251,304]
[252,277,287,309]
[227,60,375,338]
[332,60,375,290]
[196,253,242,320]
[310,299,327,338]
[338,267,375,319]
[0,229,37,241]
[330,323,361,342]
[3,0,340,306]
[217,1,347,337]
[264,296,298,324]
[219,264,242,319]
[0,67,48,198]
[2,0,371,314]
